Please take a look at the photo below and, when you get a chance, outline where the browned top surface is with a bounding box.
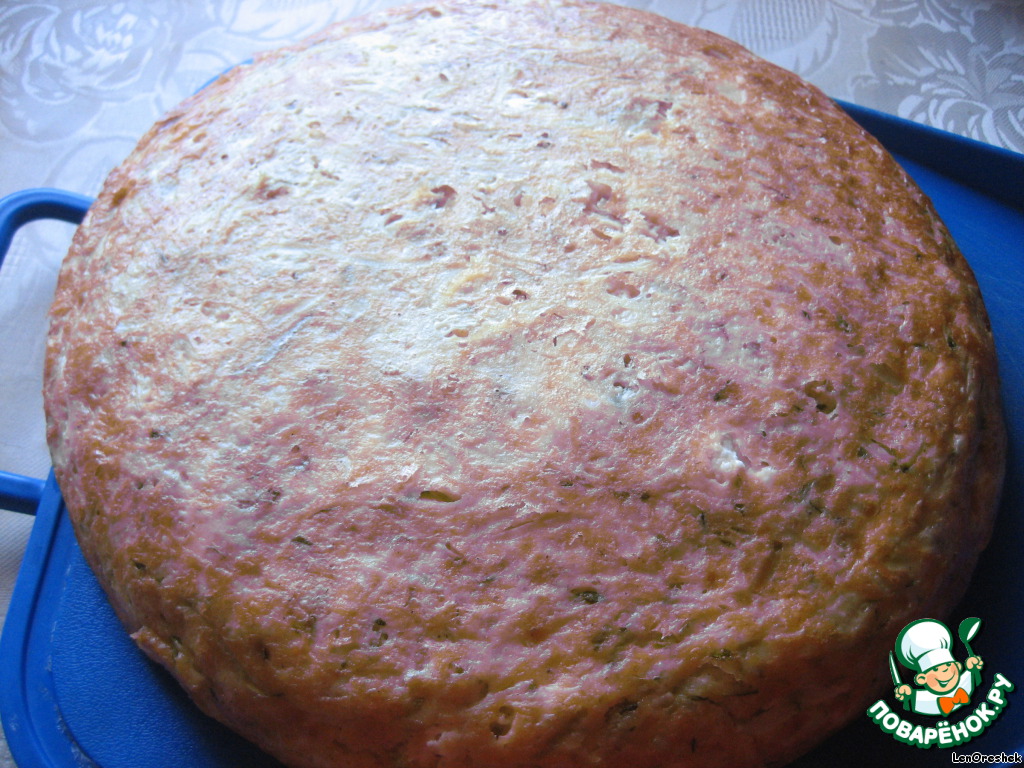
[44,2,1004,766]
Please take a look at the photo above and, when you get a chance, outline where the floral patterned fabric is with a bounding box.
[0,1,1022,765]
[0,0,1021,201]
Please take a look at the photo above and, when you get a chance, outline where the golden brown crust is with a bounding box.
[44,1,1004,766]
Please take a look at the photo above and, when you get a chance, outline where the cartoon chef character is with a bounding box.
[894,618,983,716]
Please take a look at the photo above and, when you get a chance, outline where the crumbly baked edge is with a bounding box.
[42,2,1006,767]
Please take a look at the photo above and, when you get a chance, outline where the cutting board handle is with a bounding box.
[0,188,92,515]
[0,188,92,270]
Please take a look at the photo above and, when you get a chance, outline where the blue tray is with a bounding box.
[1,102,1022,767]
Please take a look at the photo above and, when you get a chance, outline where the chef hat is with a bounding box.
[896,619,956,673]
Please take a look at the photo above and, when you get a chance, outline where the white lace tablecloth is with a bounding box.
[1,1,1022,766]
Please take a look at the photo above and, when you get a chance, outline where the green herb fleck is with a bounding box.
[571,588,603,605]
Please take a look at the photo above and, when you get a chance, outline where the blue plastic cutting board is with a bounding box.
[1,101,1022,767]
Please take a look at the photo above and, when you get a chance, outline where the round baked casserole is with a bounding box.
[44,1,1005,766]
